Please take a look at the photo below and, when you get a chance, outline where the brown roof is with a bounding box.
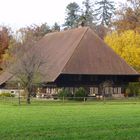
[0,72,13,85]
[62,28,139,75]
[38,27,138,81]
[0,27,139,85]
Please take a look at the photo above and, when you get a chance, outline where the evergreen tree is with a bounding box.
[52,22,60,32]
[81,0,94,26]
[94,0,115,26]
[64,2,80,28]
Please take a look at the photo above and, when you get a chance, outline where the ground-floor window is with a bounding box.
[89,87,122,95]
[117,87,122,94]
[43,86,122,96]
[90,87,98,96]
[113,87,122,94]
[105,87,114,94]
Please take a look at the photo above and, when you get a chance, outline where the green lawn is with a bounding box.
[1,100,140,140]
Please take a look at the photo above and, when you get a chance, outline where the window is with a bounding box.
[113,87,122,94]
[90,87,98,95]
[114,88,118,94]
[118,87,121,94]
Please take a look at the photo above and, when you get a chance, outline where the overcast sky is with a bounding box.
[0,0,126,30]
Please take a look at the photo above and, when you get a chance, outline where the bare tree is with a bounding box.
[99,80,113,99]
[9,36,46,104]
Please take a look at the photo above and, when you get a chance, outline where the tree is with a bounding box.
[80,0,94,26]
[2,23,51,70]
[94,24,109,39]
[0,26,12,71]
[34,23,51,37]
[126,82,140,96]
[18,23,51,42]
[9,35,46,104]
[3,24,50,104]
[105,30,140,72]
[75,87,87,101]
[94,0,115,26]
[113,0,140,32]
[2,37,20,70]
[3,23,51,66]
[99,80,113,99]
[64,2,80,28]
[127,0,140,10]
[52,22,60,32]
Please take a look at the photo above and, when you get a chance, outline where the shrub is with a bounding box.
[58,88,73,100]
[74,87,87,101]
[0,93,15,97]
[126,82,140,97]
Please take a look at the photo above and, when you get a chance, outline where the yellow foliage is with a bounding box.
[2,50,12,61]
[105,30,140,72]
[1,39,18,70]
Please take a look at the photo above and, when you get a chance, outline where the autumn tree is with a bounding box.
[3,24,50,104]
[2,36,20,69]
[2,23,51,68]
[113,0,140,32]
[94,24,109,39]
[3,23,51,63]
[19,23,51,42]
[105,30,140,72]
[0,26,12,71]
[64,2,80,28]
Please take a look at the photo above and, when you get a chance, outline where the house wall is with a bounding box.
[37,86,124,97]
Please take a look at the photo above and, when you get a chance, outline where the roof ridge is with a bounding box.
[44,27,88,37]
[61,27,89,73]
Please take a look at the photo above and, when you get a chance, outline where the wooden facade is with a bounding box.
[39,74,138,96]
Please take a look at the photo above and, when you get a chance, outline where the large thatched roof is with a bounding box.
[0,27,139,85]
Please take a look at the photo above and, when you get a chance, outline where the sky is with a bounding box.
[0,0,126,30]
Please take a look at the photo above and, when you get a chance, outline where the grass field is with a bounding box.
[1,99,140,140]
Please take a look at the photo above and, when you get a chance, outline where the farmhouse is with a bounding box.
[0,27,139,96]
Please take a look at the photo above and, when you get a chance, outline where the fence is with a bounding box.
[1,96,140,105]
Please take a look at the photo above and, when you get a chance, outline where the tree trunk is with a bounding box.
[26,89,31,104]
[27,93,31,104]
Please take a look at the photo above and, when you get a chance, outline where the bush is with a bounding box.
[58,88,73,100]
[0,93,15,97]
[126,82,140,97]
[74,87,87,101]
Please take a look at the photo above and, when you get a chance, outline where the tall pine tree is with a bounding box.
[64,2,80,28]
[80,0,94,26]
[94,0,115,26]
